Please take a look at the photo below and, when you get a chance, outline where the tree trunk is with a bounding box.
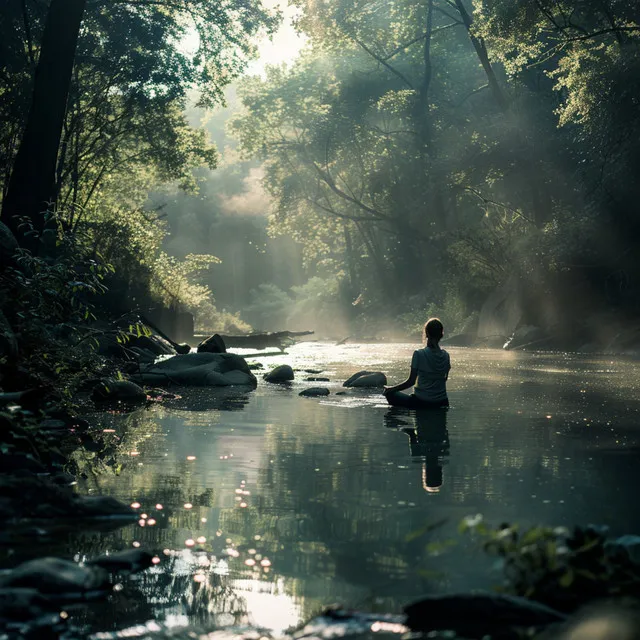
[453,0,508,112]
[1,0,87,249]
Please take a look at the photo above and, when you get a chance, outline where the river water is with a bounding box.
[65,343,640,635]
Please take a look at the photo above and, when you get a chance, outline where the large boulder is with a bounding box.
[129,352,257,387]
[343,371,387,388]
[128,334,176,356]
[91,379,147,404]
[264,364,294,383]
[299,387,330,397]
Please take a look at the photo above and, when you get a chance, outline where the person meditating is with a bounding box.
[383,318,450,409]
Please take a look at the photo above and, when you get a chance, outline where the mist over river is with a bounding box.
[41,343,640,634]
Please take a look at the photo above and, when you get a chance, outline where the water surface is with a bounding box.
[66,344,640,633]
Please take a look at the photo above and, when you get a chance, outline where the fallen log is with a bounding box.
[199,330,314,352]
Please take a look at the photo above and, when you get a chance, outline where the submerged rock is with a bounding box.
[0,557,110,598]
[306,377,330,382]
[129,352,256,387]
[87,549,154,574]
[264,364,294,383]
[91,379,147,404]
[343,370,387,387]
[299,387,330,397]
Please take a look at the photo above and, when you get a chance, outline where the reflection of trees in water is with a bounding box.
[70,552,249,632]
[216,404,454,621]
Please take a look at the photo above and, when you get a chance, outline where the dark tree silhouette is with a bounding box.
[1,0,86,249]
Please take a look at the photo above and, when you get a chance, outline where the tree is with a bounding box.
[1,0,87,247]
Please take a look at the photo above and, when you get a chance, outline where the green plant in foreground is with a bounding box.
[460,515,640,612]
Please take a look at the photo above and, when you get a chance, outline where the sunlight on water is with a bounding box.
[66,343,640,635]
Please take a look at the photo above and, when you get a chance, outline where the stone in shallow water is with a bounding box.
[343,370,387,387]
[91,379,147,404]
[264,364,294,383]
[299,387,330,397]
[0,558,110,598]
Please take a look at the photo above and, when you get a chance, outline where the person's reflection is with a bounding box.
[384,407,450,492]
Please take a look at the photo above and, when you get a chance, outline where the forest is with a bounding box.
[2,0,640,365]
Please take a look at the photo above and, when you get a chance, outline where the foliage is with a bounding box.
[461,515,640,613]
[194,301,252,335]
[243,283,293,330]
[231,0,640,329]
[0,225,115,392]
[0,0,281,328]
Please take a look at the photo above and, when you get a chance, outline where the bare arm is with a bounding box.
[383,367,418,394]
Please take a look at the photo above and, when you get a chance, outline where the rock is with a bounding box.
[129,347,157,364]
[299,387,330,397]
[0,558,110,599]
[0,588,53,620]
[306,377,330,382]
[91,379,147,404]
[128,334,175,356]
[74,495,136,518]
[343,370,387,387]
[197,334,227,354]
[0,221,18,267]
[87,549,154,574]
[0,476,134,521]
[404,592,566,635]
[129,352,257,387]
[264,364,295,383]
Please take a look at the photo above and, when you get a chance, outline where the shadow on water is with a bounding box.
[384,408,450,493]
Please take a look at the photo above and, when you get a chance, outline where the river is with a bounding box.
[57,343,640,635]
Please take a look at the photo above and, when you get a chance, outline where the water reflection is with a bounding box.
[164,387,252,412]
[57,344,640,635]
[384,408,450,492]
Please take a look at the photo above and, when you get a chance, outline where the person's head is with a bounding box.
[423,317,444,348]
